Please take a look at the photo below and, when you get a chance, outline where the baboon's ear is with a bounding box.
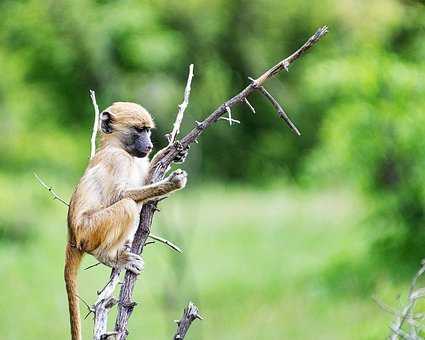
[100,111,114,134]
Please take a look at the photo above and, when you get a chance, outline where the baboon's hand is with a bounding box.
[173,146,189,164]
[168,169,187,189]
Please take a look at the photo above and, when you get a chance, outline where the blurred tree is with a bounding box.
[0,0,335,182]
[1,0,425,264]
[305,0,425,268]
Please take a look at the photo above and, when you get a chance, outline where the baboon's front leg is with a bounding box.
[122,169,187,203]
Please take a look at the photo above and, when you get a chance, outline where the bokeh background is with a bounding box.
[1,0,425,339]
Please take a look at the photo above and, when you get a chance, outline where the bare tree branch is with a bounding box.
[167,64,195,144]
[244,98,256,114]
[113,26,328,340]
[390,260,425,340]
[93,272,120,340]
[253,26,328,86]
[90,90,101,159]
[173,302,202,340]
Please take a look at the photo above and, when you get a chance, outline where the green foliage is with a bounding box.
[305,2,425,266]
[0,0,347,182]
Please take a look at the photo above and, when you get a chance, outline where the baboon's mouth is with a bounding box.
[130,149,149,158]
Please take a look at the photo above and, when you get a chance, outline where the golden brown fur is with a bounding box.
[65,102,187,340]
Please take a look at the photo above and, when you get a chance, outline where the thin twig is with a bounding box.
[90,90,101,159]
[168,64,194,144]
[218,116,240,124]
[173,302,203,340]
[148,234,183,253]
[244,98,256,114]
[76,294,94,316]
[84,262,102,271]
[253,82,301,136]
[372,295,397,316]
[34,172,69,206]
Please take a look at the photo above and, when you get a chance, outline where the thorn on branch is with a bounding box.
[219,116,240,125]
[244,98,256,114]
[224,105,233,126]
[255,83,301,136]
[195,120,205,129]
[84,262,101,271]
[174,140,184,151]
[156,196,168,203]
[76,294,94,316]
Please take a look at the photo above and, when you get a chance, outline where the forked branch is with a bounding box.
[374,259,425,339]
[173,302,203,340]
[114,26,328,340]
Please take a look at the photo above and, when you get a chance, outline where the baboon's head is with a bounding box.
[100,102,155,158]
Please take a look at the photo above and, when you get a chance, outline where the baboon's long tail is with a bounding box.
[64,243,84,340]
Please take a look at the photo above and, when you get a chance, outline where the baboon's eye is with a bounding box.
[134,126,147,133]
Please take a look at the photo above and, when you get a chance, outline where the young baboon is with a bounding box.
[65,102,187,340]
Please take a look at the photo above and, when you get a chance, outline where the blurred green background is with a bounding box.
[1,0,425,339]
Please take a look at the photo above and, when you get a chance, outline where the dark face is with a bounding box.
[124,127,153,158]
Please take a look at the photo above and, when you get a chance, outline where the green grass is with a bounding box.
[0,181,413,339]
